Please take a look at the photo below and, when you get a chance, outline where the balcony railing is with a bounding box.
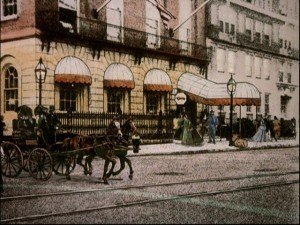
[236,32,281,54]
[36,10,208,61]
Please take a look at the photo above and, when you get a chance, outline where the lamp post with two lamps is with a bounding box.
[34,58,47,106]
[227,73,236,146]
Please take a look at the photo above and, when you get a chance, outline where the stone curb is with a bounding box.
[128,144,299,157]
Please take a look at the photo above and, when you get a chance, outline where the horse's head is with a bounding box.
[122,118,137,134]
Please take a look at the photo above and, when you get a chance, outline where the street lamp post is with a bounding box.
[35,58,47,106]
[227,74,236,146]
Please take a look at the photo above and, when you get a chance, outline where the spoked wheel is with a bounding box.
[53,155,76,176]
[22,150,31,172]
[28,148,53,181]
[1,141,23,178]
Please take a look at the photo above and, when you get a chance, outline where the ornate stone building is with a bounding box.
[206,0,299,128]
[0,0,209,134]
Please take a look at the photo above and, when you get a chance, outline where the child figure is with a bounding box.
[132,130,141,153]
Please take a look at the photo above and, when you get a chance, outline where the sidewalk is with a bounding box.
[128,138,299,156]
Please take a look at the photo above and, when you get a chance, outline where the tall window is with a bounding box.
[107,90,123,113]
[281,96,290,114]
[59,86,77,111]
[245,54,252,77]
[179,0,192,53]
[245,17,252,39]
[4,66,18,111]
[279,72,284,82]
[287,73,291,83]
[1,0,18,21]
[263,58,270,80]
[146,94,159,115]
[107,0,123,42]
[254,56,262,78]
[146,0,161,48]
[228,51,236,74]
[146,92,168,115]
[217,48,225,72]
[265,93,270,116]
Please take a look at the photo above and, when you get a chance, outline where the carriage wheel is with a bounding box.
[52,155,76,176]
[22,150,31,172]
[28,148,53,181]
[1,141,23,178]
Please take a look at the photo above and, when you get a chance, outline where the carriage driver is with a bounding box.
[35,105,50,148]
[46,106,62,143]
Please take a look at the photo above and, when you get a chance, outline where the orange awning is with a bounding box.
[55,56,92,85]
[55,74,92,85]
[144,69,172,92]
[104,63,135,89]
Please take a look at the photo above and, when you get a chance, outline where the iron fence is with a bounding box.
[54,112,175,143]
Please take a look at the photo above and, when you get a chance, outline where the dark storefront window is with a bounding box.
[60,85,76,111]
[107,90,123,113]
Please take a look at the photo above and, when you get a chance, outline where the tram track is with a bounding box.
[1,170,299,223]
[1,170,298,201]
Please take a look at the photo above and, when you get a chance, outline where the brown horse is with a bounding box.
[61,133,117,184]
[107,117,139,180]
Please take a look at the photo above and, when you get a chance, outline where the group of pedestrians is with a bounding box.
[173,110,218,146]
[251,115,281,142]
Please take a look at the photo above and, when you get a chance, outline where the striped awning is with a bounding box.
[144,69,172,92]
[104,63,135,89]
[178,73,261,106]
[55,56,92,85]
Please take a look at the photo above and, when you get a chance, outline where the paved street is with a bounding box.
[1,146,299,224]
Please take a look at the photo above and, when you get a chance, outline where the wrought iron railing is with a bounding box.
[36,10,208,61]
[54,111,174,143]
[236,32,281,54]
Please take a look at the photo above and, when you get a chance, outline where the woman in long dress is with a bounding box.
[252,118,271,142]
[181,113,193,145]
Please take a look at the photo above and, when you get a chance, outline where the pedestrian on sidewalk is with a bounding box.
[252,117,271,142]
[173,112,183,141]
[181,112,193,145]
[207,110,219,144]
[273,116,281,141]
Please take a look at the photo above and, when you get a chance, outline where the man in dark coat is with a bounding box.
[46,106,61,144]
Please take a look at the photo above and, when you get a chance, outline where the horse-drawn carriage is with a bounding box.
[1,105,79,181]
[1,105,140,184]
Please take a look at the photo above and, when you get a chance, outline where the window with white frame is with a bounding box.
[254,20,263,42]
[217,48,225,72]
[146,0,161,48]
[263,23,271,45]
[280,95,290,114]
[228,51,236,74]
[145,92,168,115]
[245,54,252,77]
[254,56,262,78]
[245,17,252,39]
[1,0,19,21]
[4,66,18,112]
[279,62,284,82]
[107,90,124,114]
[246,106,251,112]
[59,84,87,112]
[262,58,270,80]
[265,93,270,116]
[179,0,192,53]
[107,0,123,42]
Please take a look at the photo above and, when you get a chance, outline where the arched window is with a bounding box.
[4,66,18,111]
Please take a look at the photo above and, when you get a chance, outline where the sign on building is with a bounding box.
[175,92,187,105]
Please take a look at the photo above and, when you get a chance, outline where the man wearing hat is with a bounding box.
[207,110,219,144]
